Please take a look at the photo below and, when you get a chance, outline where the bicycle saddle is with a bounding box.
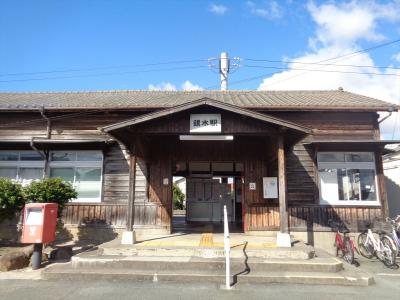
[339,228,350,234]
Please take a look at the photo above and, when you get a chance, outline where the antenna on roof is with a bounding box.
[208,52,241,91]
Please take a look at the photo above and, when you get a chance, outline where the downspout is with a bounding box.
[99,128,132,157]
[40,105,51,139]
[378,106,396,124]
[30,106,52,177]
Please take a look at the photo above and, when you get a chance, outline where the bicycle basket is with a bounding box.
[372,220,392,233]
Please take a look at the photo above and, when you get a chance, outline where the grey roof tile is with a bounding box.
[0,90,396,111]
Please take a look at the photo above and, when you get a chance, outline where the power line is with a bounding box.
[260,38,400,88]
[245,65,400,77]
[0,59,208,78]
[0,65,207,83]
[244,59,400,70]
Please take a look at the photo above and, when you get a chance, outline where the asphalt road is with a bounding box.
[0,274,400,300]
[1,255,400,300]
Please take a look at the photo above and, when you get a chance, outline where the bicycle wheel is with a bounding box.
[342,237,355,264]
[358,233,374,259]
[377,235,397,267]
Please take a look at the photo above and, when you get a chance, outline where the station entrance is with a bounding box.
[172,161,244,232]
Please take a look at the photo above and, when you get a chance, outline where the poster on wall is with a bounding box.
[263,177,278,199]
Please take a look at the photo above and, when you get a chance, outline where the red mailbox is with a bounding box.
[21,203,58,244]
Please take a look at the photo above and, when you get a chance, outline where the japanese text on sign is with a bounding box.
[190,114,221,133]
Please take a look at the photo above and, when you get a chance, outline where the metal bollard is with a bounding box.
[31,243,43,270]
[223,205,231,289]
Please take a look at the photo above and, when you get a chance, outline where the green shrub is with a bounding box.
[173,183,185,210]
[24,178,77,217]
[0,178,25,220]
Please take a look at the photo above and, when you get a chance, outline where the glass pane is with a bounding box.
[359,169,377,201]
[76,151,102,161]
[345,152,374,162]
[319,168,344,202]
[50,168,74,183]
[318,152,345,162]
[20,152,43,161]
[75,167,101,198]
[344,169,361,200]
[51,152,75,161]
[0,152,18,161]
[0,167,17,179]
[18,168,44,185]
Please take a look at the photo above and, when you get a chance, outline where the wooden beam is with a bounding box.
[375,149,389,219]
[126,154,137,231]
[278,135,289,234]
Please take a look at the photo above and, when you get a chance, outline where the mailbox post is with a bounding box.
[21,203,58,270]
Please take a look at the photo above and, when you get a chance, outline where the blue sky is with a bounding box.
[0,0,400,137]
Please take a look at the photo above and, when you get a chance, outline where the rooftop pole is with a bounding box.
[220,52,229,91]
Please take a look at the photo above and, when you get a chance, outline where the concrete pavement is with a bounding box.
[0,275,399,300]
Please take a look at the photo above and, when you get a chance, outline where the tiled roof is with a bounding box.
[0,90,395,111]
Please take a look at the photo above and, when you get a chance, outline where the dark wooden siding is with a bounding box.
[247,205,382,231]
[0,109,385,232]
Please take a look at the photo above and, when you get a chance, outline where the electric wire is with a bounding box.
[250,38,400,88]
[244,65,400,77]
[244,59,400,70]
[0,65,208,83]
[0,59,208,78]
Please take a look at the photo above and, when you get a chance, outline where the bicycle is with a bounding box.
[328,219,355,265]
[357,220,397,267]
[386,216,400,257]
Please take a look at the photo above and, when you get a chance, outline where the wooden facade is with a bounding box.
[0,97,391,235]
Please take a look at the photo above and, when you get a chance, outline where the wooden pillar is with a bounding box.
[127,154,137,231]
[375,149,389,219]
[278,135,289,234]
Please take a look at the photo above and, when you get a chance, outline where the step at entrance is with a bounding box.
[42,248,374,286]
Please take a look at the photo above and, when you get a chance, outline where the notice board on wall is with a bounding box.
[263,177,278,199]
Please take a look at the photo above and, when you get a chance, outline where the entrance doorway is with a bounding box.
[172,161,244,233]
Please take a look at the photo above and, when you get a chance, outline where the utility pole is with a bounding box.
[220,52,229,91]
[208,52,241,91]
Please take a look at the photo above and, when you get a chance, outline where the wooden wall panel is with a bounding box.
[246,205,382,232]
[63,202,166,227]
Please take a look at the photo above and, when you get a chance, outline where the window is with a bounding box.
[317,152,379,205]
[0,150,103,203]
[49,151,103,202]
[0,151,45,185]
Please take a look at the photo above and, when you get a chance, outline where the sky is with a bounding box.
[0,0,399,139]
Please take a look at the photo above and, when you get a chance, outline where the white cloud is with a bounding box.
[148,81,203,91]
[393,52,400,62]
[246,1,283,20]
[148,82,177,91]
[209,3,228,15]
[181,80,203,91]
[307,0,400,48]
[257,0,400,139]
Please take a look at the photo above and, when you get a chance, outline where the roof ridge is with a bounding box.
[0,89,350,94]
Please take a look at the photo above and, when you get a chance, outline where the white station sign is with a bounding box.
[190,114,221,133]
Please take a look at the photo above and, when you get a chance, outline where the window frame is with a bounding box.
[48,150,103,203]
[317,151,380,206]
[0,151,45,182]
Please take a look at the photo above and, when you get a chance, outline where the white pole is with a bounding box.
[220,52,229,91]
[223,205,231,289]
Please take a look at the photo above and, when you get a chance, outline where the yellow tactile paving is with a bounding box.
[134,232,277,249]
[199,233,214,247]
[138,240,200,247]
